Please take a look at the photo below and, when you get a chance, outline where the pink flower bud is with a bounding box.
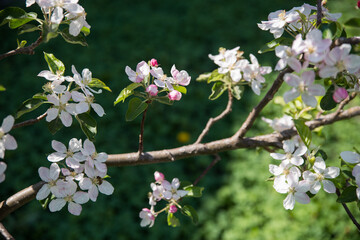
[358,1,360,8]
[146,84,158,96]
[332,87,348,103]
[168,90,182,101]
[169,205,177,213]
[154,171,165,182]
[142,208,155,220]
[150,58,158,67]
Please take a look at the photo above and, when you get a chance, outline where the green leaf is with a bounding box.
[42,23,59,43]
[76,113,97,141]
[173,86,187,94]
[181,205,198,224]
[60,27,88,46]
[81,26,90,36]
[258,37,293,54]
[0,85,6,91]
[89,78,112,92]
[0,7,37,29]
[16,97,48,119]
[114,82,142,105]
[344,18,360,28]
[293,118,312,147]
[43,52,65,75]
[18,23,40,35]
[167,213,180,227]
[337,186,358,203]
[207,69,226,83]
[153,96,173,105]
[231,85,243,100]
[196,72,211,82]
[315,149,328,161]
[320,85,337,111]
[321,22,343,39]
[47,117,63,135]
[209,82,227,100]
[9,12,37,29]
[183,185,204,198]
[125,97,148,121]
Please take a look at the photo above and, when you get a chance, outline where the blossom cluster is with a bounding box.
[39,64,105,127]
[0,115,18,183]
[26,0,90,36]
[208,47,272,95]
[139,171,188,227]
[125,59,191,101]
[37,138,114,215]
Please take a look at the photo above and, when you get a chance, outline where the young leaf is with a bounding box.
[76,113,97,141]
[183,185,204,198]
[320,85,337,111]
[344,18,360,28]
[196,72,211,82]
[207,69,226,83]
[209,82,227,100]
[8,12,37,29]
[47,117,63,135]
[173,86,187,94]
[154,96,173,105]
[125,97,148,121]
[258,37,293,54]
[43,52,65,75]
[293,118,312,147]
[114,82,142,105]
[0,7,27,27]
[0,85,6,91]
[16,97,48,119]
[336,186,358,203]
[89,78,112,92]
[231,85,243,100]
[60,27,88,46]
[167,213,180,227]
[18,24,40,35]
[181,205,199,224]
[81,26,90,36]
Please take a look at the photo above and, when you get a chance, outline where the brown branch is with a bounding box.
[0,223,14,240]
[234,68,292,139]
[1,106,360,221]
[0,36,43,61]
[333,37,360,47]
[195,89,233,144]
[334,92,357,117]
[193,154,221,186]
[316,0,323,27]
[336,189,360,232]
[12,113,47,130]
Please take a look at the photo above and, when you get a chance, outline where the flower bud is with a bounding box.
[146,84,158,96]
[332,87,348,103]
[154,171,165,182]
[168,90,182,101]
[357,0,360,8]
[150,58,158,67]
[169,204,177,213]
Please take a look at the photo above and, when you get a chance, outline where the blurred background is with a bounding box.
[1,0,360,239]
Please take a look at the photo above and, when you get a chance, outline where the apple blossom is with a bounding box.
[262,115,294,132]
[71,91,105,117]
[139,208,155,227]
[146,84,158,97]
[270,140,307,166]
[36,163,61,200]
[150,58,158,67]
[46,91,76,127]
[125,61,150,83]
[340,151,360,164]
[81,139,108,173]
[0,115,17,159]
[170,65,191,86]
[0,162,7,183]
[154,171,165,183]
[72,66,100,96]
[168,90,182,101]
[162,178,188,201]
[269,160,301,183]
[151,67,174,90]
[274,45,302,72]
[169,205,177,213]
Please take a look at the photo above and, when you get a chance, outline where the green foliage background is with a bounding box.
[0,0,360,239]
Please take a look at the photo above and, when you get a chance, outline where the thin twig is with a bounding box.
[12,113,47,129]
[138,107,149,155]
[0,35,43,61]
[193,154,221,186]
[334,92,357,117]
[195,89,233,144]
[0,223,14,240]
[234,68,292,139]
[336,189,360,232]
[316,0,323,27]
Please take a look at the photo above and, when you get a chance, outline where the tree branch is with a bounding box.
[333,37,360,47]
[195,89,233,144]
[193,154,221,186]
[234,68,291,139]
[0,223,14,240]
[12,113,47,130]
[336,189,360,232]
[0,36,43,61]
[316,0,323,27]
[1,106,360,221]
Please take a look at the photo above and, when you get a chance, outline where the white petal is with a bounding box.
[88,185,99,202]
[91,103,105,117]
[60,111,73,127]
[79,178,92,190]
[36,185,51,200]
[96,152,108,163]
[46,108,59,122]
[302,93,317,108]
[68,202,82,215]
[49,199,66,212]
[283,89,300,103]
[51,7,64,24]
[48,152,66,162]
[3,135,17,150]
[52,140,67,153]
[76,102,89,114]
[340,151,360,164]
[83,139,95,155]
[322,180,336,193]
[73,191,89,204]
[49,163,60,180]
[99,181,114,195]
[324,167,340,179]
[283,194,295,210]
[294,192,310,204]
[1,116,14,133]
[270,153,286,160]
[38,167,50,182]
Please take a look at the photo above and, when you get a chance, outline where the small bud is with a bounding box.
[150,58,158,67]
[169,204,177,213]
[332,87,348,103]
[357,0,360,9]
[168,90,182,101]
[146,84,158,96]
[154,171,165,182]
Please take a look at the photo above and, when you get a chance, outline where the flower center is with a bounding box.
[278,10,286,20]
[0,130,4,139]
[298,82,306,93]
[316,173,324,181]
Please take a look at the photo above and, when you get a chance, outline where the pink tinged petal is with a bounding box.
[99,181,114,195]
[333,88,348,103]
[3,135,17,150]
[154,79,165,88]
[66,157,81,169]
[287,58,302,73]
[307,84,325,97]
[270,153,286,160]
[83,139,96,155]
[125,66,136,82]
[324,167,340,179]
[60,111,72,127]
[76,102,89,114]
[283,193,295,210]
[71,91,85,102]
[79,178,92,190]
[162,180,171,191]
[310,181,321,194]
[88,185,99,202]
[36,184,51,200]
[302,93,317,108]
[73,191,89,204]
[49,163,60,180]
[284,89,300,103]
[68,202,82,216]
[96,152,108,162]
[38,167,51,182]
[52,140,67,153]
[137,61,150,76]
[91,103,105,117]
[301,71,315,86]
[48,152,66,162]
[2,116,14,133]
[95,162,107,172]
[340,151,360,164]
[294,192,310,204]
[322,180,336,193]
[46,108,58,122]
[49,199,67,212]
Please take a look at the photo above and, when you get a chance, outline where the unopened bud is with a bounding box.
[154,171,165,182]
[332,87,348,103]
[146,84,158,96]
[169,204,177,213]
[150,58,158,67]
[168,90,182,101]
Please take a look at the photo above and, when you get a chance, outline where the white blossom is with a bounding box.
[71,91,105,117]
[0,115,17,159]
[243,54,272,95]
[46,92,76,127]
[125,61,150,83]
[270,140,307,166]
[0,162,7,183]
[162,178,188,201]
[36,163,61,200]
[139,208,155,227]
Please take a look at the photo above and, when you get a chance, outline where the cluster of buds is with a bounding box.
[36,138,114,215]
[125,59,191,101]
[26,0,90,36]
[139,171,189,227]
[209,47,272,95]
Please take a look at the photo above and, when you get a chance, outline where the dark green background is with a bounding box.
[1,0,360,239]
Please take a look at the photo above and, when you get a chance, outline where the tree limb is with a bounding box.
[0,36,43,61]
[0,223,14,240]
[12,113,47,130]
[316,0,323,27]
